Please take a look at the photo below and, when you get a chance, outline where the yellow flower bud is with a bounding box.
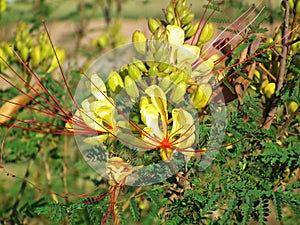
[288,101,299,113]
[31,45,41,68]
[20,45,29,61]
[128,64,142,80]
[149,65,158,76]
[170,70,184,84]
[191,84,212,109]
[108,71,124,93]
[185,22,199,39]
[47,48,65,73]
[132,31,147,54]
[0,0,6,13]
[124,76,139,98]
[0,48,7,72]
[148,17,161,33]
[134,59,147,72]
[166,5,175,24]
[262,82,276,99]
[197,23,214,45]
[41,44,52,61]
[181,13,194,25]
[254,69,261,83]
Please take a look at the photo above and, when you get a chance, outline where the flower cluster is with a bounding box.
[66,0,266,183]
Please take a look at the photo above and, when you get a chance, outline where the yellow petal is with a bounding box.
[91,74,107,100]
[177,44,200,63]
[145,85,168,126]
[160,148,173,162]
[170,108,195,149]
[141,104,164,141]
[90,99,114,126]
[80,111,107,132]
[166,25,185,46]
[83,134,110,145]
[192,58,214,78]
[190,84,212,109]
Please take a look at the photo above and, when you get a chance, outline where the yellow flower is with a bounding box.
[66,74,116,146]
[139,85,196,161]
[166,25,213,79]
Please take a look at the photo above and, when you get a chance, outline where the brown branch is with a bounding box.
[262,0,290,129]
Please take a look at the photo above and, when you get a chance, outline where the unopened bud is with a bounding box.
[148,18,161,33]
[149,65,158,76]
[132,31,147,54]
[166,5,175,24]
[0,0,7,13]
[20,45,29,61]
[134,60,147,72]
[47,48,65,73]
[190,84,212,109]
[124,76,139,98]
[31,45,41,68]
[128,64,142,80]
[197,23,214,45]
[181,13,194,25]
[108,71,124,93]
[185,22,199,39]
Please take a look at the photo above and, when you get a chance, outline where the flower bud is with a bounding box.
[41,44,52,61]
[170,70,184,84]
[0,47,7,72]
[3,42,14,59]
[149,65,158,76]
[190,84,212,109]
[20,45,29,61]
[148,17,161,33]
[288,101,299,113]
[262,82,276,99]
[108,71,124,93]
[0,0,6,13]
[128,64,142,80]
[38,31,48,45]
[124,76,139,98]
[31,45,41,68]
[47,48,65,73]
[132,31,147,54]
[197,23,214,45]
[166,5,175,24]
[181,13,194,25]
[134,59,147,72]
[185,22,199,39]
